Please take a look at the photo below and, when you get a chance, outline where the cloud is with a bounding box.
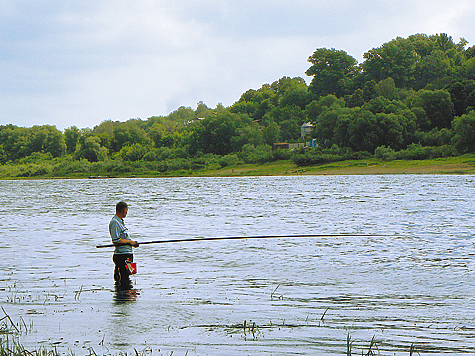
[1,0,474,130]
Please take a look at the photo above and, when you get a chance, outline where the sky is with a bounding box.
[1,0,474,130]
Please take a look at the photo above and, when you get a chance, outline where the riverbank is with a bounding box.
[1,154,474,179]
[187,155,475,177]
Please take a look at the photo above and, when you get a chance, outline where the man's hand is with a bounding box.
[131,240,139,247]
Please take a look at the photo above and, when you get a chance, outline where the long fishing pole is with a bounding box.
[96,233,388,248]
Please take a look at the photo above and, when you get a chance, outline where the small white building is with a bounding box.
[300,122,314,138]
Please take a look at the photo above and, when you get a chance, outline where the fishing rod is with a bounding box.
[96,233,388,248]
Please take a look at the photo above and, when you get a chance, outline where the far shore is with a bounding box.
[1,155,475,180]
[200,156,475,177]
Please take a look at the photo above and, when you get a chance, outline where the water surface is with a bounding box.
[1,175,474,355]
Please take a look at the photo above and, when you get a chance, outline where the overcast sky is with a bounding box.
[1,0,474,130]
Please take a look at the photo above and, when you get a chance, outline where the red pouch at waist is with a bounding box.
[125,261,137,274]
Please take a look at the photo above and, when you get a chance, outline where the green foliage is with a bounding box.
[238,144,273,164]
[395,144,457,160]
[452,111,475,153]
[120,143,148,162]
[306,48,359,97]
[64,126,80,154]
[219,154,242,168]
[262,121,282,145]
[111,121,148,152]
[374,146,396,161]
[75,135,108,162]
[292,146,370,167]
[189,111,253,155]
[409,89,454,130]
[362,33,467,89]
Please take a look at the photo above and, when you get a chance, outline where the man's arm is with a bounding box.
[113,238,139,247]
[110,219,139,247]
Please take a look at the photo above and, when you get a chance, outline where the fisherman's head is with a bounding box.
[116,201,128,218]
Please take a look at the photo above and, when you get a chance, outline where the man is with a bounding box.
[109,201,139,288]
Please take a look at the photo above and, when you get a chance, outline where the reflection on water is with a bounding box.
[113,288,139,303]
[0,175,474,355]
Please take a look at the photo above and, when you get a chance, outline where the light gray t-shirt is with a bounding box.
[109,214,132,254]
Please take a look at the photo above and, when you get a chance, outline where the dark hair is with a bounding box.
[116,201,128,214]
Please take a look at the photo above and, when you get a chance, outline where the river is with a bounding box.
[1,175,474,355]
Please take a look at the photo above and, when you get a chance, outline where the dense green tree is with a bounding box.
[446,81,469,117]
[410,89,454,130]
[347,110,380,152]
[363,80,378,102]
[314,107,352,147]
[75,135,107,162]
[111,121,148,152]
[348,89,365,108]
[270,76,307,96]
[414,49,453,87]
[362,37,418,88]
[64,126,80,154]
[262,121,282,145]
[148,122,166,148]
[230,124,264,151]
[93,120,114,136]
[279,85,312,110]
[189,111,252,155]
[43,126,66,158]
[120,143,148,161]
[452,111,475,153]
[0,125,26,161]
[306,48,359,97]
[376,77,399,100]
[195,101,211,118]
[305,95,346,121]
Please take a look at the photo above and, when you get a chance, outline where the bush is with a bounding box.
[164,158,191,171]
[120,143,148,161]
[272,148,293,160]
[52,159,92,175]
[394,144,457,160]
[239,144,273,163]
[374,146,396,161]
[219,154,241,168]
[452,111,475,153]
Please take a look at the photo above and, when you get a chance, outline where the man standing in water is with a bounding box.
[109,201,139,288]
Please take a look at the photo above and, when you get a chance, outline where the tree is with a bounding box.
[43,126,66,157]
[363,80,378,102]
[414,49,453,87]
[195,101,210,118]
[305,95,345,121]
[75,135,107,162]
[148,122,166,148]
[279,86,312,109]
[111,122,147,152]
[410,89,454,130]
[120,143,147,161]
[263,121,281,145]
[64,126,80,154]
[376,77,398,100]
[347,110,379,152]
[230,124,264,151]
[306,48,359,97]
[362,36,419,88]
[189,111,252,156]
[348,89,364,108]
[452,111,475,153]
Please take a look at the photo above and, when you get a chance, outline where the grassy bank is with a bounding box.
[1,154,474,179]
[186,155,475,177]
